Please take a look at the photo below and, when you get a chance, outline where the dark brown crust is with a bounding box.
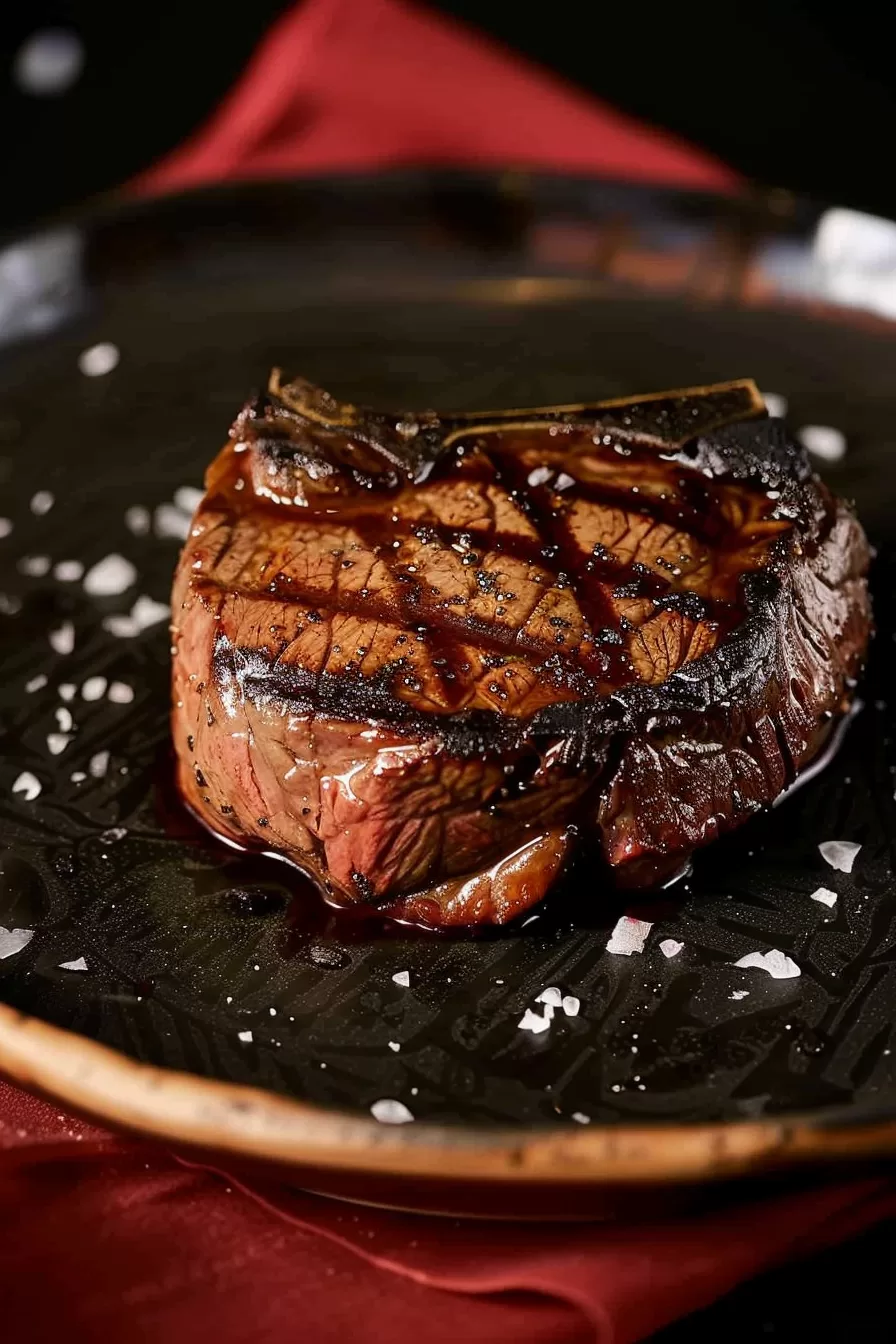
[171,377,871,921]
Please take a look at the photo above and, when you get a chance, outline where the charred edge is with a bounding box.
[210,569,785,764]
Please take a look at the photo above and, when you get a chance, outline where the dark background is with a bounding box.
[2,1,896,232]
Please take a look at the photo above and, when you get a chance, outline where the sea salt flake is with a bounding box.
[387,1041,401,1052]
[88,750,110,778]
[730,990,750,1000]
[78,342,119,377]
[734,949,801,979]
[527,466,553,487]
[392,970,410,987]
[49,621,74,654]
[81,676,107,701]
[238,1030,253,1043]
[810,886,838,908]
[659,938,684,959]
[571,1112,590,1124]
[99,827,126,843]
[55,706,73,732]
[562,995,581,1017]
[58,682,75,700]
[30,490,54,515]
[518,1007,552,1034]
[25,674,47,693]
[53,559,84,582]
[554,472,575,491]
[536,987,563,1007]
[125,505,151,536]
[12,772,41,801]
[763,392,788,418]
[108,680,134,704]
[154,503,192,541]
[798,424,846,463]
[84,554,137,597]
[174,485,203,515]
[70,771,86,783]
[0,518,12,538]
[47,732,71,755]
[0,927,34,959]
[19,554,51,576]
[819,840,861,873]
[59,957,88,971]
[606,916,653,956]
[370,1098,414,1124]
[103,594,169,638]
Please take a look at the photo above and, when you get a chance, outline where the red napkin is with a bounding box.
[134,0,737,196]
[2,1081,895,1343]
[3,2,890,1340]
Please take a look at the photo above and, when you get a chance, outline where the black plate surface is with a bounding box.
[2,173,896,1137]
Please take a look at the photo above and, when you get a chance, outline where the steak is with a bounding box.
[171,374,871,926]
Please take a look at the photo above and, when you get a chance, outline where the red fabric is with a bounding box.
[2,1080,896,1343]
[6,4,887,1341]
[134,0,737,197]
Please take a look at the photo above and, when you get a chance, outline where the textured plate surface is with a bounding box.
[1,174,896,1197]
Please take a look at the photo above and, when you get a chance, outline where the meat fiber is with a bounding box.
[171,374,871,926]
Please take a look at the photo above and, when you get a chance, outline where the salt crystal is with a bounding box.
[25,674,47,693]
[571,1112,590,1124]
[81,676,107,701]
[70,771,86,783]
[0,927,34,959]
[154,503,191,541]
[562,995,580,1017]
[554,472,575,491]
[83,554,136,597]
[734,949,801,979]
[108,681,134,704]
[798,425,846,463]
[78,342,119,377]
[810,886,838,908]
[59,957,88,971]
[763,392,788,418]
[518,1007,552,1034]
[99,827,126,843]
[88,750,109,778]
[0,518,12,538]
[392,970,410,987]
[527,466,553,487]
[606,916,653,956]
[12,772,41,801]
[819,840,861,873]
[387,1041,401,1052]
[237,1030,253,1043]
[19,554,51,576]
[659,938,684,959]
[53,559,84,582]
[58,682,75,700]
[370,1098,414,1125]
[174,485,203,515]
[125,505,151,535]
[55,706,73,732]
[30,490,54,516]
[49,621,74,654]
[730,990,750,1001]
[102,594,169,638]
[46,732,70,755]
[536,987,563,1007]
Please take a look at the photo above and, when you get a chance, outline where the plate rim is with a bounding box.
[3,1001,896,1186]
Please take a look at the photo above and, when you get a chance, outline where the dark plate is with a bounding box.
[2,172,896,1215]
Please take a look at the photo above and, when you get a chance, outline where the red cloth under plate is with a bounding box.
[3,2,892,1341]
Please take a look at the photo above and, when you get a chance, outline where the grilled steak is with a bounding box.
[171,374,871,926]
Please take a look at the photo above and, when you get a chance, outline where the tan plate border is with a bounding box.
[2,1002,896,1185]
